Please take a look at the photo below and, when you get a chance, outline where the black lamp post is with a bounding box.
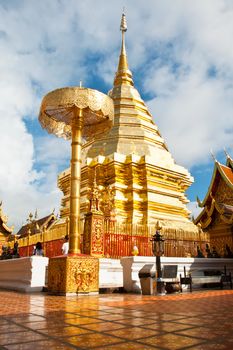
[151,222,166,295]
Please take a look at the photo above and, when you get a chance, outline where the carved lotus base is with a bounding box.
[47,254,99,294]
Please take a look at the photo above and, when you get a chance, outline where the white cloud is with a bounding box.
[141,1,233,169]
[1,0,233,229]
[187,201,202,220]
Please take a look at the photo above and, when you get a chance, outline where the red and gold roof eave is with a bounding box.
[194,206,209,227]
[218,163,233,188]
[197,161,233,209]
[195,192,233,228]
[194,160,232,227]
[194,200,216,228]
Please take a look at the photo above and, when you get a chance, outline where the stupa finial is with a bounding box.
[120,9,127,33]
[114,10,134,87]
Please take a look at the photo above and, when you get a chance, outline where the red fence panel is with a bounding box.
[18,239,64,258]
[104,233,153,259]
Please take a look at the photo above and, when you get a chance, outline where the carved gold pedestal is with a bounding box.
[47,255,99,294]
[83,211,104,257]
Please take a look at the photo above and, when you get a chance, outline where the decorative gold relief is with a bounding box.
[83,212,104,257]
[48,255,99,294]
[215,178,233,204]
[91,217,104,255]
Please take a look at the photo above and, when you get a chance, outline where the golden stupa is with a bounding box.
[7,13,206,259]
[58,13,198,238]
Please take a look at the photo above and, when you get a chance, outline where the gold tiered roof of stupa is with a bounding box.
[85,12,169,160]
[58,13,198,235]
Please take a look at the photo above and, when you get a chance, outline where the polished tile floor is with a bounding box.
[0,289,233,349]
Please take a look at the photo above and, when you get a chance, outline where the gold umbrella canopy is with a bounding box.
[38,87,114,140]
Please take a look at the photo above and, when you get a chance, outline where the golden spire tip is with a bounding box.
[120,10,127,32]
[113,9,134,87]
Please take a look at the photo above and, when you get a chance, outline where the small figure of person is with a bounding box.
[13,241,20,258]
[224,244,233,258]
[196,245,204,258]
[33,242,44,256]
[1,245,7,259]
[62,235,69,255]
[212,246,220,258]
[6,246,13,259]
[205,244,213,258]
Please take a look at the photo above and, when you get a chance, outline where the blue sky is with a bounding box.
[1,0,233,231]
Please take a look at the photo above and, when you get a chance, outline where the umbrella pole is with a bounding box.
[69,107,82,254]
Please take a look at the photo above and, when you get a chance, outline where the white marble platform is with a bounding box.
[99,258,123,289]
[0,257,123,293]
[1,256,232,293]
[120,256,233,292]
[0,256,49,292]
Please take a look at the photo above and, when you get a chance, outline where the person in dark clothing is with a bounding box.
[33,242,44,256]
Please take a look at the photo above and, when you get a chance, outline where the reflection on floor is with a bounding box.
[0,289,233,349]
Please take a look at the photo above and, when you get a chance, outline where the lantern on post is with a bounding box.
[151,221,165,295]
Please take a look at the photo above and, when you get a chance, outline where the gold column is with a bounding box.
[69,108,82,254]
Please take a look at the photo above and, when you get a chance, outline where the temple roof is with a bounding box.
[218,203,233,216]
[195,154,233,227]
[225,151,233,169]
[17,213,56,238]
[220,164,233,185]
[197,159,233,209]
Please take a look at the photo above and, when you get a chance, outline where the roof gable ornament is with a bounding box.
[224,148,233,169]
[224,148,230,159]
[210,149,217,163]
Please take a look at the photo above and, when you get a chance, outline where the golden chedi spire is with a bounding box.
[85,11,168,158]
[114,12,134,87]
[58,13,196,232]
